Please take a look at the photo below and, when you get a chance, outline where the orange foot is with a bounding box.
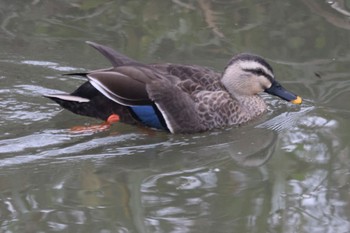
[70,114,120,133]
[106,114,120,124]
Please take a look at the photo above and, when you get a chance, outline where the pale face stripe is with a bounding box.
[238,60,274,80]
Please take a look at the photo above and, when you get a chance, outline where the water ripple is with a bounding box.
[20,60,79,72]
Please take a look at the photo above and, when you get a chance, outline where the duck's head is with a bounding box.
[221,53,302,104]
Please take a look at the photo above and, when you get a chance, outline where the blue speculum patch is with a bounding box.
[130,105,165,129]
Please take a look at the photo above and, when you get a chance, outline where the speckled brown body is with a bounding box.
[144,63,269,133]
[194,92,267,130]
[45,41,300,134]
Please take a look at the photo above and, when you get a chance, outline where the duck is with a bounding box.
[44,41,302,134]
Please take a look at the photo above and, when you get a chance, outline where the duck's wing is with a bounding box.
[85,66,160,106]
[86,65,208,133]
[145,78,207,133]
[86,41,138,67]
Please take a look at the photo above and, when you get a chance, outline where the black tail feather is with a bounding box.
[86,41,137,67]
[63,72,88,77]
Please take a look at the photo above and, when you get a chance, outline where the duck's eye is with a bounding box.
[255,68,265,76]
[243,68,266,76]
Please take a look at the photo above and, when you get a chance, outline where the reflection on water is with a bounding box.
[1,0,350,232]
[304,0,350,30]
[0,126,280,232]
[0,128,268,230]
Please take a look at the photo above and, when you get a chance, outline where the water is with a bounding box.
[1,0,350,232]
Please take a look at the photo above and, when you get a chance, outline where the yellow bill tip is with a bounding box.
[291,96,302,105]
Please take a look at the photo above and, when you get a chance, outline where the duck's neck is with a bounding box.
[234,94,267,121]
[221,78,268,122]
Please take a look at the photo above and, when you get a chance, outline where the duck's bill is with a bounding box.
[265,81,302,104]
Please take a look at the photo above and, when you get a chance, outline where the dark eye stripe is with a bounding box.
[242,68,274,82]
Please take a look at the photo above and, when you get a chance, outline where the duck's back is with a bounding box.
[152,63,223,91]
[87,41,224,91]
